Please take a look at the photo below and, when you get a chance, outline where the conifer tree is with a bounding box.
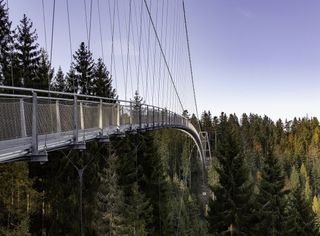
[207,113,254,235]
[52,66,65,92]
[285,185,319,236]
[65,65,77,93]
[92,58,116,98]
[33,49,53,90]
[14,14,40,88]
[254,151,288,235]
[72,42,94,95]
[0,0,13,85]
[95,155,128,235]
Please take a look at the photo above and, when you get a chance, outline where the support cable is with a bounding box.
[66,0,73,63]
[145,0,152,104]
[116,1,126,99]
[88,0,93,49]
[136,0,144,94]
[83,0,89,45]
[41,0,48,51]
[125,0,132,101]
[97,0,104,62]
[83,0,89,47]
[151,0,159,106]
[143,0,184,112]
[182,0,200,124]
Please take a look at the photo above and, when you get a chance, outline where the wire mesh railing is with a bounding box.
[0,86,198,161]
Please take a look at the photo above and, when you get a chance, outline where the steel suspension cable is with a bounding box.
[136,0,144,94]
[66,0,73,63]
[143,0,184,112]
[83,0,89,45]
[151,0,159,106]
[116,1,126,99]
[107,0,117,89]
[97,0,104,62]
[125,0,133,100]
[41,0,48,51]
[144,0,152,104]
[182,0,200,123]
[88,0,93,49]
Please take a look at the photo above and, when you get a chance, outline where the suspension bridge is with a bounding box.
[0,0,211,165]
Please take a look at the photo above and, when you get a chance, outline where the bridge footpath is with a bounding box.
[0,86,204,163]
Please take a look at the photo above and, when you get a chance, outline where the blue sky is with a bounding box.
[7,0,320,121]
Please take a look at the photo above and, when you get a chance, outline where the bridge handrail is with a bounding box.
[0,86,198,162]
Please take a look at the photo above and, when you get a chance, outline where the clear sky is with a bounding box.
[7,0,320,121]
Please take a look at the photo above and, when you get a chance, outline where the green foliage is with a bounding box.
[254,152,288,235]
[207,113,254,235]
[0,0,13,85]
[14,14,40,88]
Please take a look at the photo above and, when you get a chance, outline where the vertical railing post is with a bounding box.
[56,100,61,133]
[32,92,38,155]
[146,105,149,127]
[116,102,120,130]
[20,98,26,137]
[129,102,133,127]
[139,104,142,129]
[158,107,160,126]
[80,102,84,130]
[99,99,103,130]
[152,106,154,127]
[73,95,78,143]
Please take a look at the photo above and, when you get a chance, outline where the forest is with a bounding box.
[1,0,320,235]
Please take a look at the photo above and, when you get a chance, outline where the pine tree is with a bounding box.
[254,151,288,236]
[0,0,13,85]
[52,66,65,92]
[92,58,116,98]
[300,163,312,201]
[285,185,319,236]
[72,42,94,95]
[33,49,53,90]
[95,154,128,235]
[207,114,254,235]
[14,14,40,88]
[65,65,77,93]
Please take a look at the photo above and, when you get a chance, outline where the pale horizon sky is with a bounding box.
[7,0,320,122]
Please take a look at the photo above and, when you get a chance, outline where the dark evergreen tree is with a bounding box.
[285,185,319,236]
[65,65,77,93]
[254,151,288,236]
[14,14,40,88]
[0,0,13,85]
[92,58,116,98]
[207,113,254,236]
[72,42,94,95]
[33,49,53,90]
[52,66,65,92]
[95,154,128,235]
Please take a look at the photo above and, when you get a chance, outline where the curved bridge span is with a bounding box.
[0,86,204,163]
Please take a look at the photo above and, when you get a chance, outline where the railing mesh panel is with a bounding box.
[0,98,22,140]
[82,103,99,129]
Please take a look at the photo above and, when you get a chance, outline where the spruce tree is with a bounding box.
[33,49,53,90]
[95,154,128,235]
[207,113,254,235]
[52,66,66,92]
[254,151,288,235]
[72,42,94,95]
[0,0,13,85]
[92,58,115,98]
[65,65,77,93]
[285,185,319,236]
[14,14,40,88]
